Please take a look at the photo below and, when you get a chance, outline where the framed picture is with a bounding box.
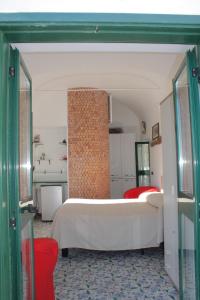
[152,123,159,140]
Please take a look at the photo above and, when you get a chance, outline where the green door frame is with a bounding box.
[0,13,200,43]
[0,33,13,300]
[0,12,200,300]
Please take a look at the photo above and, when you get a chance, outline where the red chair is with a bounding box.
[123,186,160,199]
[34,238,58,300]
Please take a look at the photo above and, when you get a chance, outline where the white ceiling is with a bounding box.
[13,43,193,53]
[19,44,191,123]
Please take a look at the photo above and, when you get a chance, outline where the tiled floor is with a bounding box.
[34,218,178,300]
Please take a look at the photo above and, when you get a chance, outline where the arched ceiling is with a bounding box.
[19,48,186,120]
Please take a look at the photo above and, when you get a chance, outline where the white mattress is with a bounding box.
[51,197,163,250]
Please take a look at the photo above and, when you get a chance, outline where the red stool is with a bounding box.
[34,238,58,300]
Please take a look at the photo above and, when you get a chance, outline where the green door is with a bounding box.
[173,48,200,300]
[0,32,13,300]
[0,41,34,300]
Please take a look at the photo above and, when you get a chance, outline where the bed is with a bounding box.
[51,192,163,251]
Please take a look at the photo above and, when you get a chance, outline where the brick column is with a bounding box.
[68,88,110,199]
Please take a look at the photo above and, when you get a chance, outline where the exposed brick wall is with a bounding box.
[68,88,110,199]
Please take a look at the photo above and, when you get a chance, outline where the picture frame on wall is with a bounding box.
[152,122,159,140]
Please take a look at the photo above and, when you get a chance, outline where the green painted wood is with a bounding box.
[8,47,22,300]
[187,49,200,300]
[173,49,200,299]
[195,44,200,300]
[196,45,200,64]
[0,13,199,43]
[0,35,34,300]
[0,33,12,300]
[173,56,192,300]
[8,48,34,300]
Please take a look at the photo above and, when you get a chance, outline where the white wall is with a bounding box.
[33,91,67,127]
[1,0,200,14]
[33,88,140,135]
[161,94,179,288]
[110,100,141,139]
[33,126,67,182]
[144,103,162,188]
[150,142,163,187]
[23,52,183,130]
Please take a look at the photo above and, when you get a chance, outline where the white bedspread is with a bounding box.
[51,197,163,250]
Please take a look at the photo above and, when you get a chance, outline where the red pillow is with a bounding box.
[123,186,160,199]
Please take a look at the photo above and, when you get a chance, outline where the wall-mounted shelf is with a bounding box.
[36,159,51,165]
[34,170,66,174]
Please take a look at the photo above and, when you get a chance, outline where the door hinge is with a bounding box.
[9,66,15,78]
[192,67,200,83]
[9,217,16,229]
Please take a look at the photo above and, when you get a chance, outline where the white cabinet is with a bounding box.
[161,94,179,289]
[122,178,136,194]
[33,182,68,212]
[109,134,122,177]
[121,134,136,178]
[62,183,68,202]
[109,133,136,198]
[110,178,136,199]
[110,178,123,199]
[41,185,62,221]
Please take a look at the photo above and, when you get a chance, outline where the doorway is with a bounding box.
[1,14,199,300]
[135,142,150,187]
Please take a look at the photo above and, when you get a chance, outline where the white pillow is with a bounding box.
[139,192,163,208]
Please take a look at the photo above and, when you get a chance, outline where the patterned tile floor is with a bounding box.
[34,218,178,300]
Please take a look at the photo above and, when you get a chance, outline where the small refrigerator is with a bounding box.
[40,185,62,221]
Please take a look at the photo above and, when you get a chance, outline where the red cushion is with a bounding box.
[123,186,160,199]
[34,238,58,300]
